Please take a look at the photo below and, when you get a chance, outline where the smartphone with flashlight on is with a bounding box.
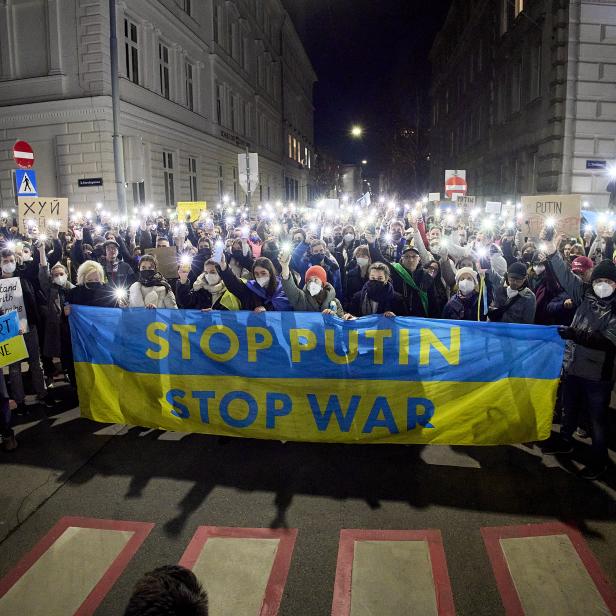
[213,240,225,263]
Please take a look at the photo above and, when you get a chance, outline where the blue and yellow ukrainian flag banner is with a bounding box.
[69,306,565,445]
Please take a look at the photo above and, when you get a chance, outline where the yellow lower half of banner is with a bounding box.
[75,363,556,445]
[0,335,29,368]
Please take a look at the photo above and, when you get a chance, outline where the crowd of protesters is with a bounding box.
[0,199,613,479]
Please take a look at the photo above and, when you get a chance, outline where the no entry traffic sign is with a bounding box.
[13,140,34,170]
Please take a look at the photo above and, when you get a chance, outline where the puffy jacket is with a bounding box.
[442,292,486,321]
[549,251,616,381]
[280,274,344,315]
[487,271,536,324]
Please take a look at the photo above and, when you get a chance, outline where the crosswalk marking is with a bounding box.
[0,516,153,616]
[482,522,616,616]
[331,530,455,616]
[179,526,297,616]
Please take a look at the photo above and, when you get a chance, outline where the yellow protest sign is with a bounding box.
[177,201,207,221]
[0,311,29,368]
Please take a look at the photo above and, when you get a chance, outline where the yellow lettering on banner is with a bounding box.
[364,329,392,365]
[419,327,460,366]
[172,324,197,360]
[200,325,239,362]
[246,327,273,362]
[146,322,169,360]
[325,329,358,365]
[289,329,317,362]
[399,329,410,366]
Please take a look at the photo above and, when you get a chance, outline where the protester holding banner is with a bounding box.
[128,255,178,309]
[176,258,241,311]
[442,268,486,321]
[218,254,292,312]
[347,262,406,317]
[543,234,616,479]
[279,252,345,316]
[485,261,537,324]
[66,261,119,309]
[1,248,51,414]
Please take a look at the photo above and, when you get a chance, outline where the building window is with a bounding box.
[159,43,170,99]
[515,0,524,16]
[239,34,246,69]
[288,134,293,159]
[163,151,175,207]
[230,94,236,131]
[232,167,238,201]
[217,164,224,200]
[124,18,139,84]
[132,182,146,207]
[185,62,194,111]
[179,0,192,16]
[512,61,521,113]
[188,157,198,200]
[216,84,224,124]
[227,18,234,54]
[530,44,542,99]
[213,3,220,43]
[244,102,250,136]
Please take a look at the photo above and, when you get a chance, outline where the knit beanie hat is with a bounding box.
[590,259,616,283]
[571,256,593,274]
[455,266,478,284]
[508,262,528,278]
[305,265,327,286]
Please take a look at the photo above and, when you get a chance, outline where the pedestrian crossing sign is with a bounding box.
[15,169,37,197]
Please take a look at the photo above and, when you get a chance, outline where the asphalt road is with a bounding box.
[1,390,615,615]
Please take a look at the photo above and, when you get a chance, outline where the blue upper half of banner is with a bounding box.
[69,306,565,383]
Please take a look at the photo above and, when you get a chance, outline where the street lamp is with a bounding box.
[361,159,368,165]
[350,125,363,138]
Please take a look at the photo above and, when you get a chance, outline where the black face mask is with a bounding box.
[310,254,324,265]
[84,281,103,289]
[232,249,244,260]
[140,270,156,282]
[199,248,212,258]
[334,234,343,244]
[522,252,533,263]
[366,280,387,301]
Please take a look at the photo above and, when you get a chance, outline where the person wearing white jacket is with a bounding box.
[129,255,178,309]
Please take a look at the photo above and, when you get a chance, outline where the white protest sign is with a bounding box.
[521,194,582,238]
[428,192,441,202]
[501,202,516,220]
[485,201,502,215]
[456,195,476,214]
[18,197,69,234]
[0,277,29,333]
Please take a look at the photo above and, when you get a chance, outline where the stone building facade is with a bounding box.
[0,0,316,213]
[429,0,616,208]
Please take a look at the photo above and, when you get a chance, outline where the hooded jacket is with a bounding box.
[487,270,536,324]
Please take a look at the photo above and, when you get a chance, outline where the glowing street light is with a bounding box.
[350,125,363,138]
[361,159,368,165]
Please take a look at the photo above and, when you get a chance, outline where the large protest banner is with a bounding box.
[69,307,565,445]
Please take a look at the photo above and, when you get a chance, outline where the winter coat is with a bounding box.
[219,267,292,311]
[442,292,485,321]
[487,271,537,324]
[67,283,118,308]
[343,263,369,310]
[545,290,576,326]
[281,274,344,315]
[348,281,407,317]
[176,276,241,311]
[549,251,616,381]
[129,282,177,308]
[102,260,137,289]
[291,241,343,300]
[37,265,75,357]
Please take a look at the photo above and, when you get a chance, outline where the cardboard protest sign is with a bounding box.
[177,201,206,222]
[501,202,516,220]
[0,311,28,368]
[485,201,502,215]
[18,197,68,234]
[521,194,582,238]
[0,277,28,333]
[145,247,179,280]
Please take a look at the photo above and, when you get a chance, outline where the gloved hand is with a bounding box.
[558,326,576,341]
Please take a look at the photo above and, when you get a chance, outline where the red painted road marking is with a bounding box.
[0,516,153,615]
[482,522,616,616]
[180,526,297,616]
[331,529,455,616]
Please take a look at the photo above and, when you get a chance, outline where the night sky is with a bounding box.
[282,0,453,173]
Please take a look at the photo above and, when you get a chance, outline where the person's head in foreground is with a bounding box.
[124,565,208,616]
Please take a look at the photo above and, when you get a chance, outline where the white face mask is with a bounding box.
[53,274,67,286]
[2,262,16,275]
[458,279,475,295]
[307,281,322,296]
[533,265,545,275]
[593,281,614,299]
[205,273,221,285]
[356,257,369,268]
[506,287,519,299]
[343,233,354,243]
[256,275,270,288]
